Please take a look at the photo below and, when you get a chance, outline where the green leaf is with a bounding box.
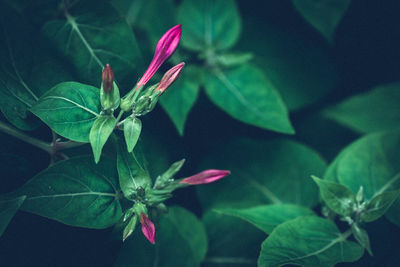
[258,216,364,267]
[362,190,400,222]
[204,65,294,134]
[42,1,141,84]
[197,138,326,209]
[31,81,101,142]
[292,0,351,43]
[214,52,254,67]
[177,0,241,51]
[0,195,26,237]
[89,115,116,163]
[237,7,338,110]
[123,116,142,152]
[351,223,373,256]
[160,66,201,135]
[117,137,151,199]
[14,156,122,229]
[324,82,400,133]
[116,206,208,267]
[312,176,356,216]
[122,214,137,242]
[215,204,314,234]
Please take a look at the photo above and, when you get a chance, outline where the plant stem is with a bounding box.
[0,121,51,153]
[116,110,124,122]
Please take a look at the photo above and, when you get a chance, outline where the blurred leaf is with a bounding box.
[312,176,356,216]
[258,216,364,267]
[177,0,241,51]
[201,210,263,267]
[14,156,122,229]
[89,115,117,163]
[42,1,141,85]
[215,204,314,234]
[0,195,25,237]
[31,82,100,142]
[214,52,253,67]
[351,223,373,256]
[197,138,326,209]
[160,66,201,135]
[362,190,400,222]
[238,9,337,110]
[204,64,294,134]
[292,0,351,43]
[116,206,207,267]
[324,82,400,133]
[117,137,151,199]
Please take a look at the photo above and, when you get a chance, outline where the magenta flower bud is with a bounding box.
[179,169,230,185]
[156,62,185,94]
[102,64,114,94]
[140,213,156,244]
[137,24,182,88]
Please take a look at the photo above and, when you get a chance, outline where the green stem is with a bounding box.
[116,110,124,122]
[0,121,51,153]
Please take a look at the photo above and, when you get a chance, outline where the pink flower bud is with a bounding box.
[140,213,156,244]
[179,169,230,185]
[156,62,185,94]
[102,64,114,94]
[137,24,182,88]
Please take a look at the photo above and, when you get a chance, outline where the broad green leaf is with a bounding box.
[31,82,100,142]
[362,190,400,222]
[14,156,122,229]
[324,82,400,133]
[312,176,356,216]
[177,0,241,51]
[292,0,351,43]
[160,66,201,135]
[89,115,117,163]
[123,116,142,152]
[258,216,364,267]
[351,223,372,256]
[117,137,151,199]
[42,1,140,84]
[237,7,337,110]
[0,195,26,236]
[201,210,263,267]
[215,204,314,234]
[197,138,326,209]
[116,206,208,267]
[204,65,294,134]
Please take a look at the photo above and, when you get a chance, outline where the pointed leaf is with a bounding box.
[351,224,373,256]
[204,65,294,134]
[292,0,351,42]
[0,195,26,236]
[362,190,400,222]
[13,156,122,229]
[177,0,241,51]
[312,176,356,216]
[124,116,142,153]
[324,82,400,133]
[31,82,101,142]
[89,115,117,163]
[258,216,364,267]
[215,204,314,234]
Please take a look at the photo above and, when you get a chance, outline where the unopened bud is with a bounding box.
[102,64,114,94]
[156,62,185,94]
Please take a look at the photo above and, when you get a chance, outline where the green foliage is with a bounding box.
[258,216,364,267]
[89,115,117,163]
[12,156,122,229]
[116,207,208,267]
[325,82,400,133]
[0,196,26,236]
[123,116,142,152]
[31,82,100,142]
[215,204,314,234]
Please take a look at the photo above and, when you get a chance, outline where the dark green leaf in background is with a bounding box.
[116,207,208,267]
[324,82,400,133]
[160,66,201,135]
[31,82,100,142]
[89,115,117,163]
[13,156,122,229]
[204,65,294,134]
[258,216,364,267]
[42,1,141,85]
[292,0,351,43]
[215,204,314,234]
[177,0,241,51]
[197,138,326,209]
[0,195,26,237]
